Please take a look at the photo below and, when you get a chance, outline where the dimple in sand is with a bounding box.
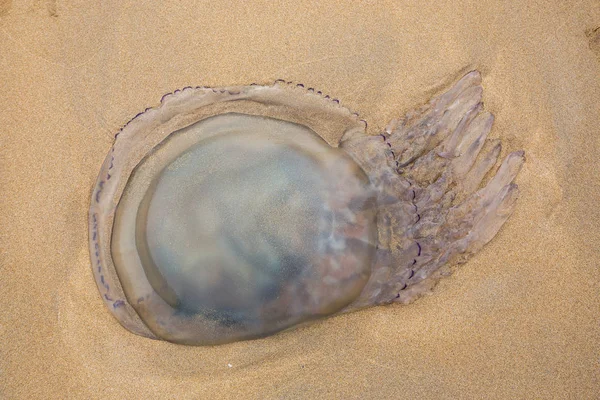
[89,71,524,345]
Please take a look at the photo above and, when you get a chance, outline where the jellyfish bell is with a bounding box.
[89,72,524,345]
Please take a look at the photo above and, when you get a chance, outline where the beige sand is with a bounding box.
[1,1,599,398]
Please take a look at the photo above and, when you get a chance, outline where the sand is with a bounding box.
[1,0,599,398]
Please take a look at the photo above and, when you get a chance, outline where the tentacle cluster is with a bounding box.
[341,71,524,308]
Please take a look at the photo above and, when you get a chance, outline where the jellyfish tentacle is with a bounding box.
[448,151,525,225]
[459,139,502,196]
[386,71,483,169]
[340,71,524,310]
[449,111,495,178]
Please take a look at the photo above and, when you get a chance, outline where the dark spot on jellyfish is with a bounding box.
[113,300,125,308]
[88,71,524,345]
[95,181,104,203]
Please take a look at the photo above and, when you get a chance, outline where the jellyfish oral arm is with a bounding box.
[340,71,525,310]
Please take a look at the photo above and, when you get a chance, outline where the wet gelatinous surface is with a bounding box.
[89,71,524,345]
[110,113,376,344]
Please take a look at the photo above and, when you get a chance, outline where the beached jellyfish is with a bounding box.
[89,71,524,345]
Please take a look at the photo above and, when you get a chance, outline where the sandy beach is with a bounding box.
[2,0,599,398]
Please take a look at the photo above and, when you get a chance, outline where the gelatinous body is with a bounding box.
[89,71,524,345]
[111,113,376,344]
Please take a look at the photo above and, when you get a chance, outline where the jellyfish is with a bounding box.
[89,71,524,345]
